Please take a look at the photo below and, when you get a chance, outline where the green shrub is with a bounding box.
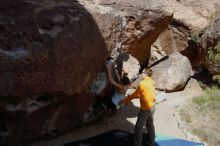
[193,86,220,110]
[191,30,200,43]
[208,9,219,22]
[213,75,220,84]
[207,41,220,64]
[181,86,220,146]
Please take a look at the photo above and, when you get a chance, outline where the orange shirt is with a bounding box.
[123,77,156,110]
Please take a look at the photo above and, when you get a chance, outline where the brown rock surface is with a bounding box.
[93,0,220,30]
[0,0,173,145]
[121,10,172,65]
[149,20,190,65]
[151,52,192,92]
[87,0,173,65]
[0,0,108,145]
[200,13,220,74]
[149,20,201,68]
[0,0,108,97]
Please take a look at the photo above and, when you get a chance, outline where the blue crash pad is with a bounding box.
[65,129,204,146]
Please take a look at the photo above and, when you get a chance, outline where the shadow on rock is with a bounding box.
[0,0,108,145]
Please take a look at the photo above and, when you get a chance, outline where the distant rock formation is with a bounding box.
[93,0,220,30]
[147,0,220,68]
[200,13,220,75]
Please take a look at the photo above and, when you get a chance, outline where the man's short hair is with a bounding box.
[145,69,153,77]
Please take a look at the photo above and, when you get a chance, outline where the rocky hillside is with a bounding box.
[200,13,220,75]
[0,0,219,145]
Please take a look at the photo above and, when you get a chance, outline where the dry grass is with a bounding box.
[180,86,220,146]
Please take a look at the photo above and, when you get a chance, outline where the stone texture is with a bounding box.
[94,0,220,30]
[0,0,108,144]
[200,13,220,74]
[151,52,192,92]
[0,0,108,97]
[0,0,173,145]
[149,20,190,66]
[120,10,172,66]
[149,20,201,68]
[93,0,116,5]
[86,0,173,65]
[117,53,140,81]
[1,0,218,145]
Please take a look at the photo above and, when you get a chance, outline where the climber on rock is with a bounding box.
[92,57,131,114]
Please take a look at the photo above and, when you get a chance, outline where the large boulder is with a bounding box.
[0,0,108,145]
[165,0,220,30]
[116,53,140,81]
[137,0,220,68]
[151,52,192,92]
[157,0,220,68]
[149,20,201,68]
[118,9,172,65]
[88,0,173,65]
[93,0,220,30]
[200,13,220,75]
[0,1,110,97]
[0,0,172,144]
[149,20,190,66]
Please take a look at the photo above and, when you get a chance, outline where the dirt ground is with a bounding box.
[29,78,204,146]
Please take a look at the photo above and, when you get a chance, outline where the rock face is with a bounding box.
[0,0,108,144]
[87,0,173,65]
[1,0,218,145]
[117,53,140,81]
[151,53,192,92]
[118,9,172,65]
[146,0,220,69]
[94,0,220,30]
[0,1,108,97]
[149,20,201,68]
[200,13,220,75]
[149,20,190,65]
[0,0,173,144]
